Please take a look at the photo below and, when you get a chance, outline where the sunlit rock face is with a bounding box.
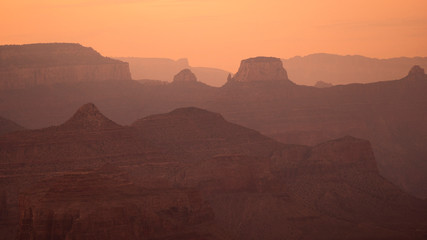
[231,57,290,82]
[0,43,131,90]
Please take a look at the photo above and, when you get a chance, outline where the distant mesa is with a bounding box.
[231,56,291,83]
[314,81,333,88]
[59,103,121,130]
[172,68,198,83]
[0,43,131,90]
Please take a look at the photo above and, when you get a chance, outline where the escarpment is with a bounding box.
[0,43,131,90]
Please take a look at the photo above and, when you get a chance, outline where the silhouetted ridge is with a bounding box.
[59,103,121,130]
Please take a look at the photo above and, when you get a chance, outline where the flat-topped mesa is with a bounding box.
[0,43,131,90]
[231,57,290,82]
[59,103,121,130]
[172,68,197,83]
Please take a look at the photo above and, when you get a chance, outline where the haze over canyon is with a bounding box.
[0,43,427,240]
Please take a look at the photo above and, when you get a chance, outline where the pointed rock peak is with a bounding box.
[173,69,197,83]
[59,103,121,130]
[231,56,290,82]
[408,65,425,77]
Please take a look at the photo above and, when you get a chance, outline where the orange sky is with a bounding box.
[1,0,427,71]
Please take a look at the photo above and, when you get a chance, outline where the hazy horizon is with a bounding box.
[2,0,427,71]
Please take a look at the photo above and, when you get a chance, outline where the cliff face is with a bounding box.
[17,169,215,240]
[231,57,291,83]
[0,43,131,90]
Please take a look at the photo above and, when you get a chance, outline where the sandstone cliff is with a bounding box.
[0,43,131,90]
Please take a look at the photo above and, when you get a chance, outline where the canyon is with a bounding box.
[1,45,427,200]
[0,103,426,240]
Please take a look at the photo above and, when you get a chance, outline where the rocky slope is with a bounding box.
[282,53,427,85]
[1,104,426,239]
[0,43,131,90]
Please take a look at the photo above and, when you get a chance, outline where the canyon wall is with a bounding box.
[0,43,131,90]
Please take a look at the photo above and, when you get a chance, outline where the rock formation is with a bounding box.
[59,103,120,130]
[230,57,291,83]
[1,104,426,240]
[405,65,426,80]
[172,69,198,83]
[0,43,131,90]
[1,60,427,200]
